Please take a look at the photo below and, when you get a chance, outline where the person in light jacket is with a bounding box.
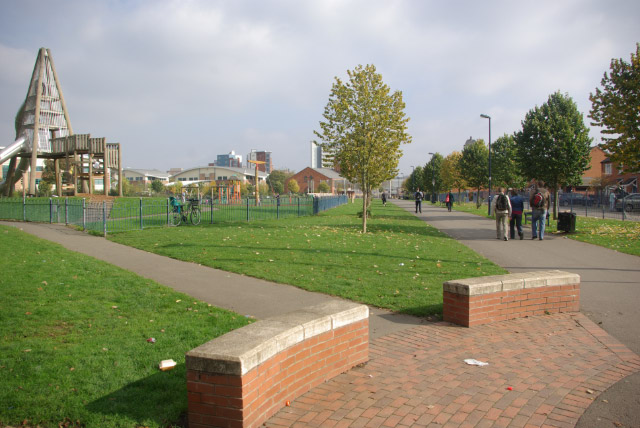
[491,187,512,241]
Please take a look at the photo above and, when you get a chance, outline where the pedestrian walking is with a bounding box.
[529,181,551,240]
[445,190,454,212]
[491,187,512,241]
[415,188,423,213]
[609,192,616,211]
[381,192,387,206]
[509,189,524,240]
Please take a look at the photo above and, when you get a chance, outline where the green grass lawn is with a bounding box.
[108,200,507,317]
[452,202,640,256]
[0,225,251,428]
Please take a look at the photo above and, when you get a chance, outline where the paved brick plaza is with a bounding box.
[266,313,639,427]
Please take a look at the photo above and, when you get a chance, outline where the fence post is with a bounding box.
[50,198,53,223]
[246,198,250,222]
[210,199,213,224]
[297,197,300,217]
[167,198,170,226]
[23,195,26,221]
[65,198,68,225]
[103,201,107,236]
[140,198,143,230]
[82,198,86,231]
[277,202,279,220]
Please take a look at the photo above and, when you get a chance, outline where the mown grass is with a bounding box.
[108,200,507,317]
[452,202,640,256]
[0,225,251,428]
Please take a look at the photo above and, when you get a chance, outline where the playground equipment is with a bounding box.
[0,48,123,197]
[217,179,241,203]
[247,159,265,204]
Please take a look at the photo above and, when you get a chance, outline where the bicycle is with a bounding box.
[169,197,201,226]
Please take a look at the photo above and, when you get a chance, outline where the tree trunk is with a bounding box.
[362,189,367,233]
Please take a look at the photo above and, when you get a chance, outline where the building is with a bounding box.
[170,165,266,185]
[246,149,272,174]
[123,169,170,187]
[310,142,324,168]
[286,167,347,194]
[216,151,243,168]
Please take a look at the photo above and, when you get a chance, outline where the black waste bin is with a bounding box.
[558,212,576,233]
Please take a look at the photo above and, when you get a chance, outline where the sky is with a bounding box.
[1,0,639,177]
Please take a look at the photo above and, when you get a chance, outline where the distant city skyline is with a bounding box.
[1,1,638,176]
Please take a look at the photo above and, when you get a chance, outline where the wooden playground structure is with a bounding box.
[217,180,241,203]
[0,48,123,197]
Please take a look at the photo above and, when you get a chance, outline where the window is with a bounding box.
[604,164,612,175]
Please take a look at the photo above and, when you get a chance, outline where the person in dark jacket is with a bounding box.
[415,188,423,213]
[509,189,525,240]
[445,190,454,212]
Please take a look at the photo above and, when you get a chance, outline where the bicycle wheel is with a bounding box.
[190,208,201,225]
[170,211,182,226]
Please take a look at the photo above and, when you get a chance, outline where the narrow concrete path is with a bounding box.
[0,220,426,340]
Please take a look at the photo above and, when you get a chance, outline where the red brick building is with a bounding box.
[286,167,347,194]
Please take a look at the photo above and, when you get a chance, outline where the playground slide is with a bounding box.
[0,136,27,166]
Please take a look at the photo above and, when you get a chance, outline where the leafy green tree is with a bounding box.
[440,151,466,201]
[406,166,423,194]
[514,91,592,218]
[491,134,527,190]
[287,179,300,194]
[589,43,640,173]
[317,182,330,193]
[313,64,411,233]
[423,153,444,202]
[266,170,290,195]
[459,139,489,207]
[150,180,165,194]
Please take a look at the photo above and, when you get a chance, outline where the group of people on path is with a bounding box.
[413,189,455,213]
[491,181,550,241]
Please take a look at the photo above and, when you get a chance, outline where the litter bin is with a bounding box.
[558,212,576,233]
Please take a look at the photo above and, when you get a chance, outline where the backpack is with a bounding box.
[445,194,450,203]
[532,192,544,209]
[415,192,423,201]
[496,194,508,211]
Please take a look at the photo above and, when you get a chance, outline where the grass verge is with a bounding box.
[0,225,251,428]
[108,200,507,317]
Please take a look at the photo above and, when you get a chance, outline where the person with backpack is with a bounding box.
[491,187,512,241]
[381,191,387,206]
[415,188,423,213]
[445,190,454,212]
[509,189,525,240]
[529,181,551,240]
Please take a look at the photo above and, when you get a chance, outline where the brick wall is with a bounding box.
[186,301,369,428]
[443,271,580,327]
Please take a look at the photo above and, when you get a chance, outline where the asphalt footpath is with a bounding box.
[395,200,640,427]
[2,207,639,427]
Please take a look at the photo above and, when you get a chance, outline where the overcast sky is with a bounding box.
[1,0,638,176]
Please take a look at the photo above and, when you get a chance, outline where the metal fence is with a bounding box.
[0,195,348,235]
[430,191,639,222]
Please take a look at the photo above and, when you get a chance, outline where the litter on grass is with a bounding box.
[159,359,176,371]
[464,359,489,366]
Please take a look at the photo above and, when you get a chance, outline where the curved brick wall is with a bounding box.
[185,301,369,428]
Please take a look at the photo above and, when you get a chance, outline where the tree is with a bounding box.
[313,64,411,232]
[491,134,527,190]
[317,182,330,193]
[590,43,640,173]
[423,153,443,202]
[440,151,465,201]
[287,179,300,194]
[150,180,165,194]
[515,91,592,218]
[459,139,489,207]
[406,166,423,193]
[266,170,290,195]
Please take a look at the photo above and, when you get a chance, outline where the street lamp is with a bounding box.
[410,166,415,191]
[428,152,435,203]
[480,114,492,215]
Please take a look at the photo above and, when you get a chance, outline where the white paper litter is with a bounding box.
[464,359,489,366]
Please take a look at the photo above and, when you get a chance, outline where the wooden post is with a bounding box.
[30,49,45,196]
[54,158,61,197]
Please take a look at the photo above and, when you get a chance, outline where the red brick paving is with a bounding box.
[265,313,640,427]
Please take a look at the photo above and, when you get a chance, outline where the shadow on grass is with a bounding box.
[86,364,187,427]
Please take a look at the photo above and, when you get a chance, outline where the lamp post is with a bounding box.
[480,114,492,215]
[410,166,415,192]
[428,152,435,203]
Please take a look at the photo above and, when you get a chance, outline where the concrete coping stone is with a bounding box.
[186,300,369,376]
[443,270,580,296]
